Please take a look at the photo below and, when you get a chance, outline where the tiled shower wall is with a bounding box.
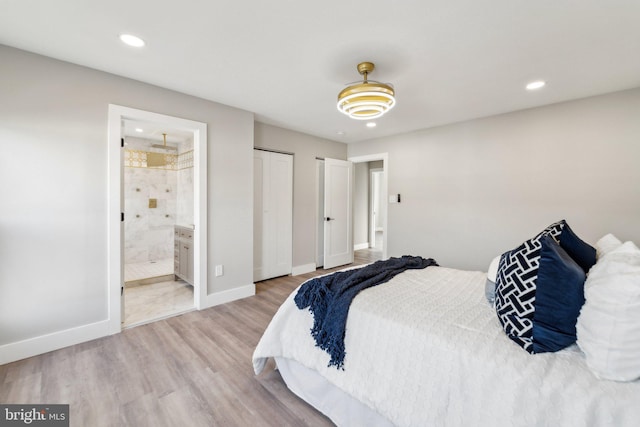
[124,166,177,263]
[124,137,193,264]
[177,138,194,226]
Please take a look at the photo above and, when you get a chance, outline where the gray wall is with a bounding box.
[0,45,254,346]
[254,123,347,269]
[348,88,640,271]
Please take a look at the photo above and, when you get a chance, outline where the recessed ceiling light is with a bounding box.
[135,128,143,133]
[366,122,377,128]
[526,80,546,91]
[119,34,145,47]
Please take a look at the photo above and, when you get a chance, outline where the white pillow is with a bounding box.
[484,255,501,305]
[595,233,623,259]
[487,255,501,282]
[576,241,640,381]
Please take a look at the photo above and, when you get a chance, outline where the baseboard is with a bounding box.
[204,283,255,308]
[0,319,113,365]
[291,263,316,276]
[354,242,369,251]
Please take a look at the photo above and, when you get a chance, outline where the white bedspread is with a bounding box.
[253,266,640,426]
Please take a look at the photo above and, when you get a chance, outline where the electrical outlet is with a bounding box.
[215,265,224,277]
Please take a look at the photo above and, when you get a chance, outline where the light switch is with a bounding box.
[215,265,224,277]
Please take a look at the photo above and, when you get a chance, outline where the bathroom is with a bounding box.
[122,121,195,326]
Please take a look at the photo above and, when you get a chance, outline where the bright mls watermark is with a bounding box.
[0,405,69,426]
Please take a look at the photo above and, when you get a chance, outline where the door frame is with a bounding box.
[107,105,207,334]
[348,153,388,260]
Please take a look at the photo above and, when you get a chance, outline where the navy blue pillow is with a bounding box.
[532,234,586,353]
[494,220,566,353]
[558,222,596,273]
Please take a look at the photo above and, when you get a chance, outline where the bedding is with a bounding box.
[253,265,640,427]
[294,255,437,368]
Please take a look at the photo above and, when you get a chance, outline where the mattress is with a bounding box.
[253,266,640,426]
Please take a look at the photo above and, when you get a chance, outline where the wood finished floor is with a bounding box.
[0,249,382,427]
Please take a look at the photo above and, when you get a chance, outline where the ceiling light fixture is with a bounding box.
[366,122,377,128]
[135,128,143,133]
[526,80,546,90]
[119,34,145,47]
[337,62,396,120]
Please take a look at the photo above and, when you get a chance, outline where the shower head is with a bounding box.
[151,133,178,151]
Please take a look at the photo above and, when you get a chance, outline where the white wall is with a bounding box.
[254,123,347,271]
[0,45,253,354]
[348,88,640,271]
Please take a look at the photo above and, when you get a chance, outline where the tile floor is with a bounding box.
[124,258,174,282]
[124,258,194,327]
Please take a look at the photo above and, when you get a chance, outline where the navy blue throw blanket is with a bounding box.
[294,255,438,369]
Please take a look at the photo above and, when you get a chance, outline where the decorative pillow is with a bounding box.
[484,279,496,306]
[594,233,623,259]
[487,255,501,282]
[558,222,596,273]
[576,241,640,381]
[532,235,586,353]
[494,220,565,353]
[484,255,501,305]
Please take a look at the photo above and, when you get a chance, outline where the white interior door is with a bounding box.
[253,150,293,281]
[270,152,293,278]
[253,152,266,281]
[316,159,325,267]
[120,133,125,323]
[323,158,353,269]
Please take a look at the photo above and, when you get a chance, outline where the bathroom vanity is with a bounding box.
[174,225,194,285]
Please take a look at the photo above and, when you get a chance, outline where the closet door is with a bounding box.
[253,152,267,281]
[254,150,293,282]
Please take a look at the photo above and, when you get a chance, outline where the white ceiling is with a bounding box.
[2,1,639,144]
[123,119,192,144]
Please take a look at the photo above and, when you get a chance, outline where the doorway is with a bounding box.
[349,153,388,260]
[107,105,208,334]
[122,121,195,326]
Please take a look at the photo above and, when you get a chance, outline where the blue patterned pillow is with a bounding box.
[494,220,565,353]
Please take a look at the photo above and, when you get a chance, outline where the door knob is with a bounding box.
[325,217,335,222]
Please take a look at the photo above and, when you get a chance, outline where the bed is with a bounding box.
[253,225,640,426]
